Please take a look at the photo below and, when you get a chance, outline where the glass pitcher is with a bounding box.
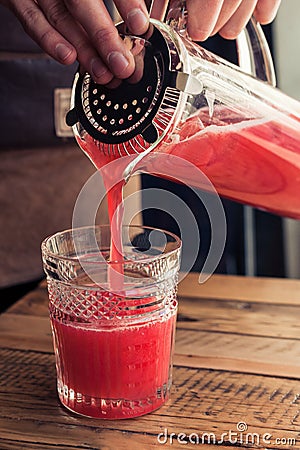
[67,0,300,219]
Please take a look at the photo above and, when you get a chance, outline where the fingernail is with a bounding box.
[107,51,130,76]
[91,58,109,79]
[127,8,149,34]
[55,43,73,62]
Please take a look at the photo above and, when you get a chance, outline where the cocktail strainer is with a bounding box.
[66,4,203,157]
[66,0,276,165]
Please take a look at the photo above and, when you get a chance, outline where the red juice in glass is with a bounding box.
[50,296,176,419]
[43,225,181,419]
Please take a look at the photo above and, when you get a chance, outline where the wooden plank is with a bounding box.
[0,442,96,450]
[3,308,300,377]
[0,418,163,450]
[8,274,300,321]
[177,297,300,339]
[3,274,300,449]
[179,273,300,305]
[0,399,298,450]
[0,442,248,450]
[1,416,298,450]
[6,281,48,317]
[174,354,300,378]
[0,442,81,450]
[0,314,52,353]
[1,349,300,449]
[175,328,300,377]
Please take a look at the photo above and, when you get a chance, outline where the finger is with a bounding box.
[63,0,135,80]
[38,0,113,84]
[211,0,243,36]
[127,38,146,83]
[218,0,257,39]
[8,0,76,64]
[148,0,169,21]
[254,0,281,24]
[186,0,223,41]
[115,0,150,35]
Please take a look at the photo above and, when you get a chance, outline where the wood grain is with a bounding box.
[179,273,300,304]
[2,274,300,449]
[6,281,48,317]
[1,347,300,449]
[177,296,300,338]
[4,278,300,377]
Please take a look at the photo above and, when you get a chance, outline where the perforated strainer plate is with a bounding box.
[66,23,185,155]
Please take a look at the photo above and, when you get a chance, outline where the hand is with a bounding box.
[182,0,281,41]
[1,0,151,84]
[0,0,281,85]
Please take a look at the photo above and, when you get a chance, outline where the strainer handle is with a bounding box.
[165,0,276,86]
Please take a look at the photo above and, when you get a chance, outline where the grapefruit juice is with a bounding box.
[42,225,181,419]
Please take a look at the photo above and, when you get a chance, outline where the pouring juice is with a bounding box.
[69,16,300,220]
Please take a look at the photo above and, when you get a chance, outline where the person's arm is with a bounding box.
[0,0,281,84]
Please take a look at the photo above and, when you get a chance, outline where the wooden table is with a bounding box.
[1,273,300,449]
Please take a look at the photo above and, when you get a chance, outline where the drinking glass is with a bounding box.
[41,225,181,419]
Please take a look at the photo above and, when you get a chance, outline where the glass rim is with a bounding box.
[41,224,182,266]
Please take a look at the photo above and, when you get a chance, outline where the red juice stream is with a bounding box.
[105,180,125,291]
